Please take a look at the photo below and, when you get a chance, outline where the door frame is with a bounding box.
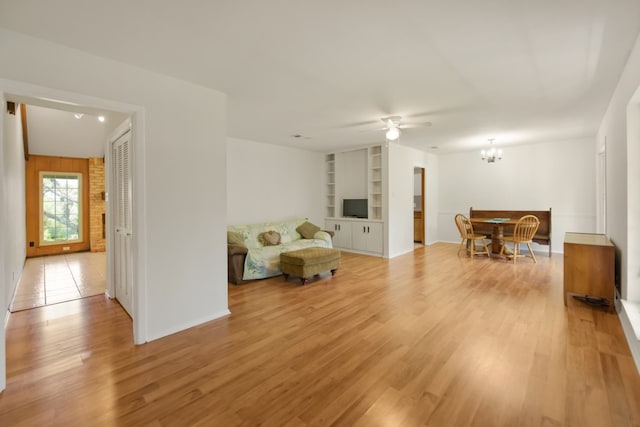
[414,166,426,245]
[0,78,148,391]
[106,120,134,317]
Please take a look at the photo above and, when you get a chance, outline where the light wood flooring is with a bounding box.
[1,243,639,426]
[10,252,106,312]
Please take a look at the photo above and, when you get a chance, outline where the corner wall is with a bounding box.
[387,144,438,258]
[1,96,27,392]
[2,102,26,312]
[0,26,228,345]
[597,31,640,371]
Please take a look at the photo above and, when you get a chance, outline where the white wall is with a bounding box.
[338,149,368,201]
[598,32,640,370]
[424,152,439,246]
[226,137,324,226]
[0,27,229,353]
[2,103,26,316]
[437,137,596,254]
[0,92,6,391]
[387,144,439,257]
[598,32,640,302]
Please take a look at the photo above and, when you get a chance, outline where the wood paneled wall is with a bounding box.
[25,155,90,257]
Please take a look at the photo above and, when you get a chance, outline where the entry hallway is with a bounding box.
[1,244,639,426]
[10,252,106,312]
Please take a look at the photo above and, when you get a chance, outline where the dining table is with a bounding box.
[470,217,518,254]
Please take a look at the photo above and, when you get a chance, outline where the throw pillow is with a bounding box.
[296,221,320,239]
[258,230,281,246]
[227,231,244,245]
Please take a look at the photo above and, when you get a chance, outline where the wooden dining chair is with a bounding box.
[499,215,540,264]
[454,214,490,258]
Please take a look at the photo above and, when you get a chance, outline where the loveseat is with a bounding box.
[227,218,333,284]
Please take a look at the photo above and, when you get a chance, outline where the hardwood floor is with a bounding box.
[1,243,639,426]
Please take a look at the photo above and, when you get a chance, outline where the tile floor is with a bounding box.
[10,251,106,312]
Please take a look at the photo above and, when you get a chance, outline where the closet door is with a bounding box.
[112,130,133,317]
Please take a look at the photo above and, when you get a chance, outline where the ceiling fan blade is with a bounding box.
[380,116,402,127]
[401,121,432,129]
[333,119,380,129]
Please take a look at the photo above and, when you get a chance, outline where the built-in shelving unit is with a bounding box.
[368,145,383,220]
[324,145,386,257]
[326,153,336,218]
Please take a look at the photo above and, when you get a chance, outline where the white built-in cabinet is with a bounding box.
[325,218,384,256]
[325,145,385,256]
[325,219,352,249]
[351,221,383,254]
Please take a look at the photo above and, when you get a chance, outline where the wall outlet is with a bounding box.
[63,246,70,251]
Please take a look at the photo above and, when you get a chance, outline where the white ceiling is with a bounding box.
[25,105,124,158]
[1,1,639,154]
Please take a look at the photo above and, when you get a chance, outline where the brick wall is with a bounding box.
[88,157,106,252]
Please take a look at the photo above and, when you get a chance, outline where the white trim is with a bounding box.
[145,309,231,342]
[621,300,640,339]
[619,301,640,374]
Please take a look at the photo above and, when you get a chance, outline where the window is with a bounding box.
[40,172,82,245]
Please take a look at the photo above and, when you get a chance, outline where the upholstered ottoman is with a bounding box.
[280,247,341,285]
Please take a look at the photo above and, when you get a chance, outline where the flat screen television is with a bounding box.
[343,198,368,218]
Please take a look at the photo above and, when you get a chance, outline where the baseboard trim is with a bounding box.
[146,309,231,342]
[619,301,640,375]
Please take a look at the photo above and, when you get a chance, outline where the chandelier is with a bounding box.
[481,138,502,163]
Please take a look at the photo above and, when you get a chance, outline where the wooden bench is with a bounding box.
[469,207,552,256]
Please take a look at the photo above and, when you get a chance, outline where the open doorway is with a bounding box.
[2,90,137,322]
[13,108,108,309]
[413,167,425,248]
[8,103,123,312]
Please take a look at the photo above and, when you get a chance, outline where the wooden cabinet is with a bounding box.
[324,218,383,256]
[414,211,423,243]
[563,232,615,311]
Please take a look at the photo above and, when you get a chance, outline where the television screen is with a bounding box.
[343,199,368,218]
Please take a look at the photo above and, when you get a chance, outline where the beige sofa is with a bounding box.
[227,218,333,284]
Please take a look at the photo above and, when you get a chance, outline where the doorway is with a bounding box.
[413,167,425,247]
[111,125,133,317]
[11,104,111,311]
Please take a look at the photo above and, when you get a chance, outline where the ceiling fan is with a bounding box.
[380,116,431,141]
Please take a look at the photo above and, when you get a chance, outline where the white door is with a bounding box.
[112,130,133,317]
